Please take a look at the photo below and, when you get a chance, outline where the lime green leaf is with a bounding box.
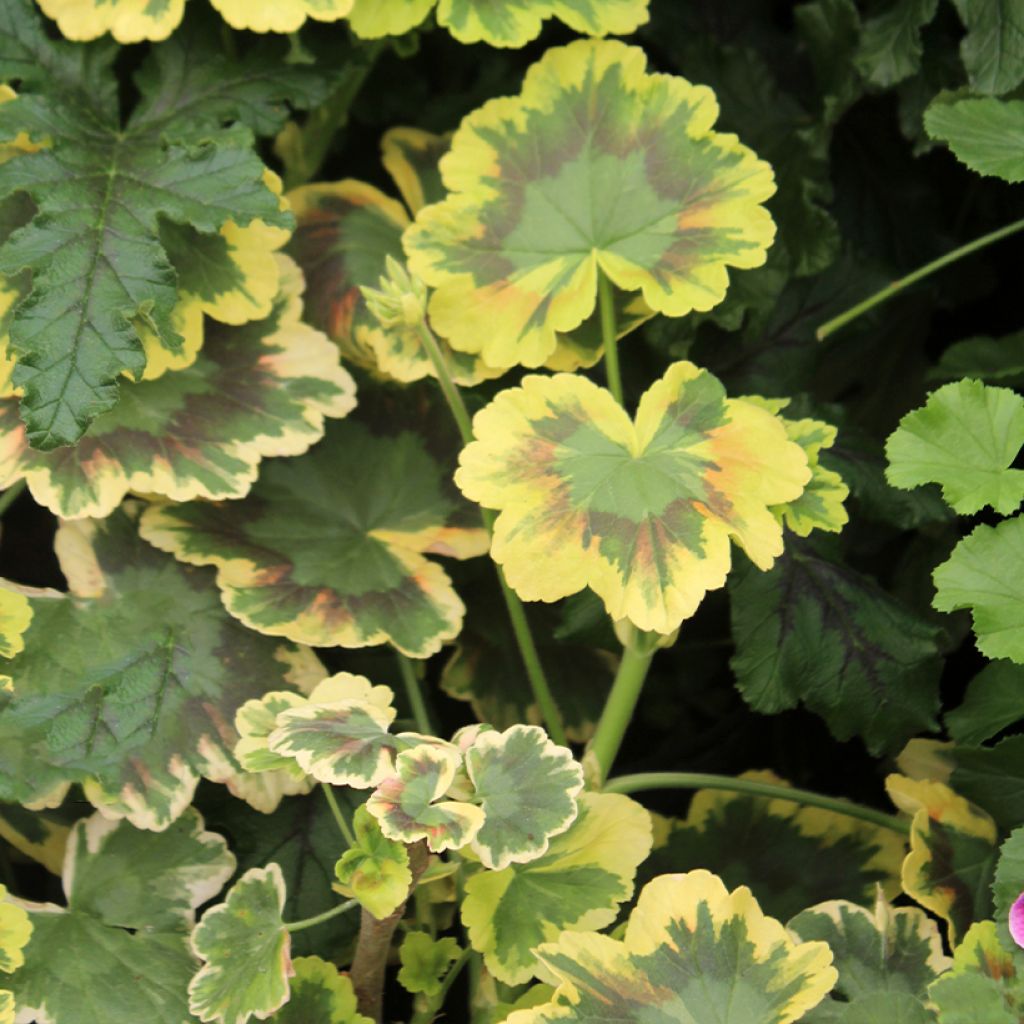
[347,0,435,39]
[462,792,652,985]
[925,98,1024,182]
[789,891,950,1022]
[952,0,1024,95]
[335,805,412,920]
[7,809,234,1024]
[36,0,184,41]
[210,0,353,32]
[404,39,776,369]
[730,545,942,754]
[0,885,30,972]
[0,508,321,829]
[645,771,906,922]
[946,661,1024,744]
[464,725,583,870]
[398,933,460,996]
[190,865,292,1024]
[0,587,30,661]
[928,920,1024,1023]
[886,380,1024,515]
[934,516,1024,663]
[141,410,487,658]
[887,775,998,945]
[456,362,808,634]
[367,744,485,853]
[505,870,836,1024]
[267,956,371,1024]
[0,256,355,519]
[855,0,939,87]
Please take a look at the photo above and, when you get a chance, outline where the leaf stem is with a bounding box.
[597,270,623,405]
[603,772,908,835]
[414,319,568,747]
[409,946,472,1024]
[0,480,26,518]
[816,216,1024,340]
[321,784,355,847]
[396,651,435,734]
[284,898,359,933]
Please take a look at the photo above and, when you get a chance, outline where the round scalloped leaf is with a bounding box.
[190,864,293,1024]
[462,792,652,984]
[367,744,485,853]
[210,0,353,32]
[404,39,775,369]
[140,415,487,657]
[464,725,584,870]
[505,870,836,1024]
[266,956,371,1024]
[0,587,30,661]
[456,362,809,634]
[0,256,356,519]
[886,379,1024,515]
[398,933,461,996]
[235,691,312,778]
[0,509,322,829]
[934,516,1024,663]
[348,0,435,39]
[886,775,998,945]
[0,885,30,974]
[35,0,184,41]
[335,805,412,920]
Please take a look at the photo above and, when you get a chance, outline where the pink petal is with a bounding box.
[1009,892,1024,949]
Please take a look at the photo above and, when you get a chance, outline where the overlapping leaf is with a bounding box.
[335,805,412,920]
[211,0,353,33]
[266,956,371,1024]
[0,884,29,1024]
[946,661,1024,745]
[0,507,322,829]
[0,803,70,874]
[0,587,29,661]
[457,362,809,634]
[462,792,652,984]
[952,0,1024,95]
[398,933,461,996]
[404,39,776,369]
[926,97,1024,183]
[6,810,235,1024]
[35,0,184,41]
[504,870,836,1024]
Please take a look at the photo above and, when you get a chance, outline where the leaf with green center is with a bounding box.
[886,379,1024,515]
[35,0,184,41]
[367,744,484,853]
[952,0,1024,95]
[928,921,1024,1023]
[235,691,312,779]
[925,98,1024,183]
[210,0,353,32]
[6,809,235,1024]
[0,256,355,519]
[140,412,488,657]
[463,725,583,870]
[462,792,652,985]
[404,38,776,369]
[730,544,943,754]
[934,516,1024,663]
[855,0,939,87]
[398,933,461,996]
[789,891,951,1022]
[886,775,998,945]
[504,870,836,1024]
[266,956,371,1024]
[946,661,1024,745]
[456,362,808,634]
[0,507,322,829]
[0,588,30,661]
[335,805,411,920]
[643,771,906,922]
[190,864,292,1024]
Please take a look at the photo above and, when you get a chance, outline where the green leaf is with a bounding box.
[934,515,1024,663]
[461,792,653,985]
[464,725,583,870]
[0,587,30,661]
[855,0,939,87]
[730,545,943,755]
[932,332,1024,384]
[266,956,371,1024]
[335,805,412,920]
[398,933,460,996]
[189,865,292,1024]
[0,507,321,829]
[946,661,1024,744]
[7,809,235,1024]
[993,827,1024,953]
[0,803,70,875]
[925,97,1024,182]
[235,690,313,779]
[952,0,1024,95]
[949,736,1024,833]
[140,412,488,658]
[789,892,950,1022]
[887,379,1024,515]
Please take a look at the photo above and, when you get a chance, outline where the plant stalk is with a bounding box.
[817,216,1024,340]
[396,651,435,734]
[597,269,624,404]
[321,784,355,847]
[603,772,908,834]
[285,898,359,933]
[0,480,26,518]
[414,320,568,746]
[351,841,430,1023]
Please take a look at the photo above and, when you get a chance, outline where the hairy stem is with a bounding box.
[603,772,908,834]
[817,216,1024,340]
[0,480,26,518]
[396,651,435,734]
[284,898,359,933]
[321,784,355,847]
[351,841,430,1023]
[597,269,623,404]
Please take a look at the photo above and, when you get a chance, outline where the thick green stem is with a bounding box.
[817,216,1024,340]
[285,898,359,933]
[396,651,435,734]
[597,270,623,404]
[603,772,908,835]
[410,946,472,1024]
[415,320,568,746]
[0,480,26,517]
[321,784,355,847]
[588,629,658,783]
